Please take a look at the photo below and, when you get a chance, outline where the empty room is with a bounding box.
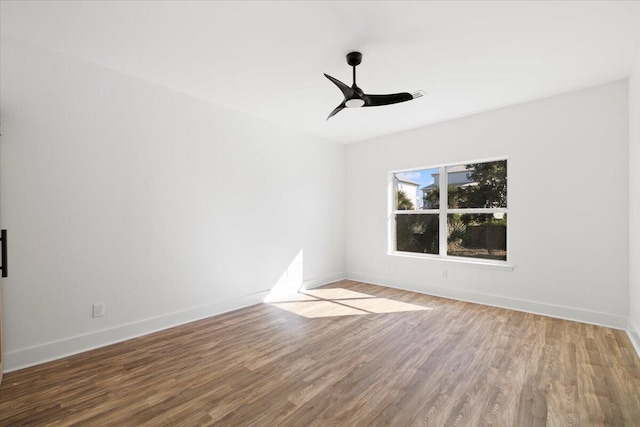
[1,1,639,425]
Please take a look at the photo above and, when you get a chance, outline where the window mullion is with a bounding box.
[393,209,439,215]
[439,166,447,257]
[447,208,507,214]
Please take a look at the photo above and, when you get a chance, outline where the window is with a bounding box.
[391,159,507,263]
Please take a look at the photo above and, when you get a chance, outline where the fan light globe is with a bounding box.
[345,98,365,108]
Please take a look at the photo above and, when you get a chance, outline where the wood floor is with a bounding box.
[1,280,639,426]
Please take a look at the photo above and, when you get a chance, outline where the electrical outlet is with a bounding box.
[93,303,105,318]
[442,270,448,279]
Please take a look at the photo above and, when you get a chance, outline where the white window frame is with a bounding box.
[389,157,511,270]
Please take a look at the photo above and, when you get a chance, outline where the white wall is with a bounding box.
[0,37,345,371]
[629,43,640,353]
[346,81,629,328]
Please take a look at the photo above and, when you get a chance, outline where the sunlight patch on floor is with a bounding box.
[303,288,376,300]
[338,297,427,314]
[267,292,317,303]
[270,300,367,318]
[267,288,432,318]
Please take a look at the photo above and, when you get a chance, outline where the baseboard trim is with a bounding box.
[346,272,628,330]
[4,289,270,373]
[6,271,625,373]
[628,320,640,358]
[4,273,346,373]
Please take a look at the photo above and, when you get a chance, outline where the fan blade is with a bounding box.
[324,74,356,99]
[363,92,414,107]
[327,102,346,120]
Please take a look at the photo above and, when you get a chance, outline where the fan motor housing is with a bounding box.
[346,51,362,66]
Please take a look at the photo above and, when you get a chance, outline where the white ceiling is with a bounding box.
[2,1,640,144]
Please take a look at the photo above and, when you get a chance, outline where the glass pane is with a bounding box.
[394,168,439,210]
[447,213,507,261]
[447,160,507,209]
[396,214,439,254]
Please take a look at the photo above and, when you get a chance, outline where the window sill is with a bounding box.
[388,251,515,272]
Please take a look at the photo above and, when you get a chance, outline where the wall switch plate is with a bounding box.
[442,270,448,279]
[93,303,105,318]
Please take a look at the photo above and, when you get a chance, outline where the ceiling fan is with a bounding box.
[324,51,424,120]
